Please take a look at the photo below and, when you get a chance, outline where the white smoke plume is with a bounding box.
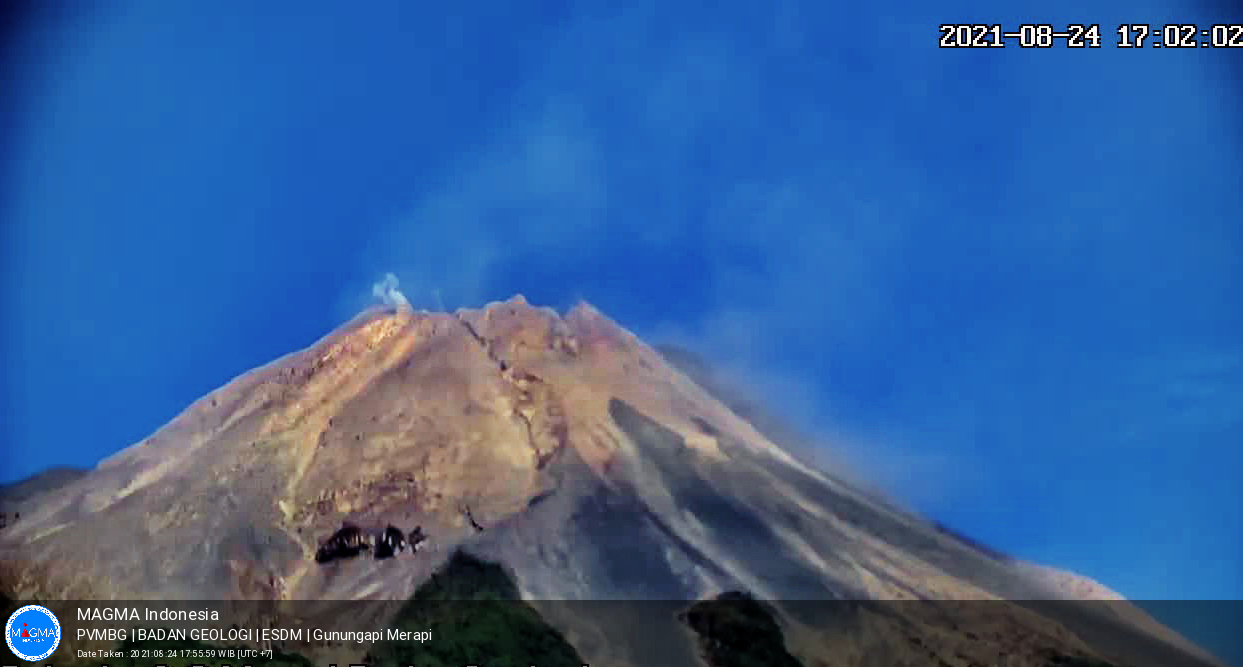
[371,272,410,309]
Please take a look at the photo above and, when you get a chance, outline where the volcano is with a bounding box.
[0,296,1227,667]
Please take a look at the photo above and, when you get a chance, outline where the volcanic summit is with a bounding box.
[0,297,1225,667]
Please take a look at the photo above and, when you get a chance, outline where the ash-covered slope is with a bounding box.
[0,296,1227,667]
[0,466,87,521]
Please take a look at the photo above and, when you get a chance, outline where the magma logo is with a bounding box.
[5,605,60,662]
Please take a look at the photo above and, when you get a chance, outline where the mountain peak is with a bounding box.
[571,299,610,321]
[1,296,1225,667]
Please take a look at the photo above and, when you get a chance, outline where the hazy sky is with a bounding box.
[1,0,1240,620]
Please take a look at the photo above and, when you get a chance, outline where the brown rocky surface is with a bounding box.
[0,297,1227,667]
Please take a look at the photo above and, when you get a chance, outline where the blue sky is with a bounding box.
[1,0,1239,621]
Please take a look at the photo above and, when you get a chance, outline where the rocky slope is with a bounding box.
[0,466,88,524]
[0,296,1227,667]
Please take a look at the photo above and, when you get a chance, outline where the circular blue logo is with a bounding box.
[6,605,60,662]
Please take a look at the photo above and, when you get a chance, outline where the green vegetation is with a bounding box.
[679,591,806,667]
[364,549,587,667]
